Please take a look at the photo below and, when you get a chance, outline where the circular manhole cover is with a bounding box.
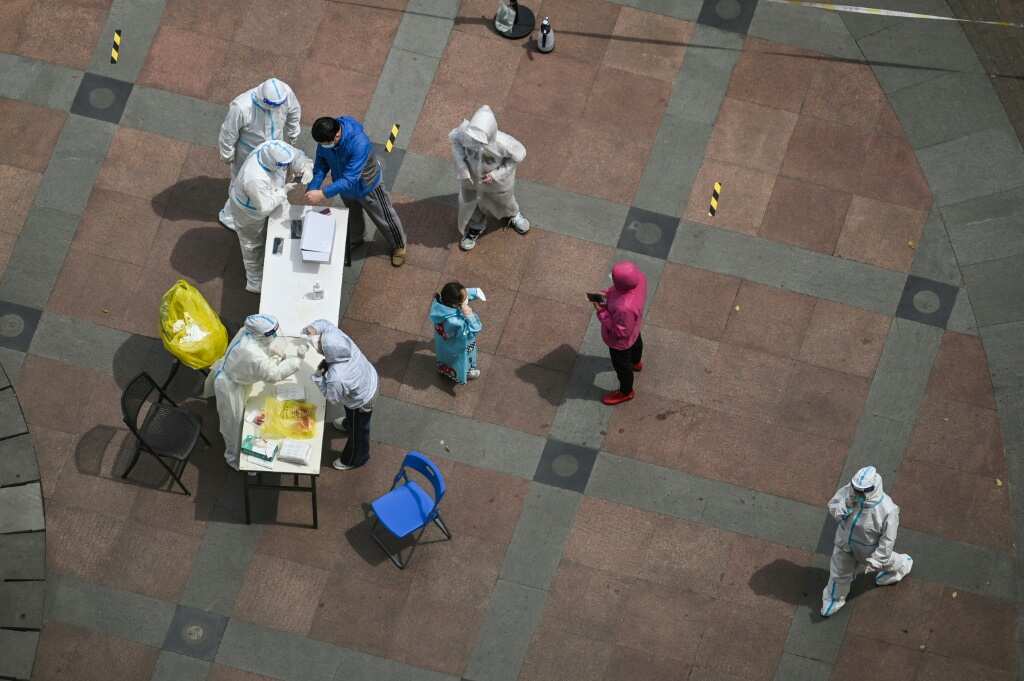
[715,0,743,19]
[628,220,662,246]
[551,453,580,478]
[89,87,116,110]
[912,290,941,314]
[0,314,25,338]
[183,624,206,644]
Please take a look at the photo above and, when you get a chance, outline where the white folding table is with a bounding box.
[239,202,348,528]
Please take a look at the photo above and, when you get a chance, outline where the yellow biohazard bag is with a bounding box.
[260,397,317,440]
[159,280,228,370]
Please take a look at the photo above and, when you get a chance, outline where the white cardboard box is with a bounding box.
[300,210,335,263]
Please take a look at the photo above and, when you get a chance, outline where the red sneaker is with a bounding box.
[602,390,636,406]
[633,361,643,371]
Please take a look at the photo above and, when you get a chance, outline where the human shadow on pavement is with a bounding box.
[513,343,582,407]
[749,558,874,622]
[152,176,228,223]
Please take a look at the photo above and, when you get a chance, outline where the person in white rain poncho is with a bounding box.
[821,466,913,617]
[449,105,529,251]
[205,315,306,470]
[218,78,301,231]
[226,140,313,293]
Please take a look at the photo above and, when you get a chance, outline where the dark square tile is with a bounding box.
[895,274,958,329]
[162,605,230,661]
[372,144,405,193]
[697,0,759,35]
[0,300,41,352]
[70,72,134,125]
[533,439,598,493]
[618,206,680,260]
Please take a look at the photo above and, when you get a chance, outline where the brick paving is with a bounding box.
[0,1,1020,680]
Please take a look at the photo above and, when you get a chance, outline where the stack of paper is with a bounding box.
[300,211,335,263]
[278,440,311,466]
[276,382,305,401]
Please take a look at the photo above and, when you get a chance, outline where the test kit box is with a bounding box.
[300,210,335,263]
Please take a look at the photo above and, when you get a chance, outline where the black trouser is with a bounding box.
[609,333,643,394]
[340,406,372,467]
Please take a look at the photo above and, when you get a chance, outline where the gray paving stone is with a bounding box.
[898,528,1014,600]
[981,321,1024,396]
[608,0,705,21]
[587,452,707,522]
[916,126,1024,208]
[393,9,454,58]
[840,413,914,488]
[0,300,42,354]
[333,652,458,681]
[0,531,45,580]
[88,0,167,82]
[408,0,460,19]
[962,252,1024,328]
[121,86,225,148]
[0,581,45,629]
[748,0,862,60]
[0,207,79,309]
[857,19,983,93]
[373,396,545,478]
[890,72,1010,150]
[0,54,83,111]
[0,388,28,439]
[670,221,905,315]
[393,151,457,203]
[548,354,617,449]
[0,483,41,533]
[773,652,832,681]
[633,114,713,217]
[363,49,439,149]
[151,651,210,681]
[702,483,823,551]
[665,26,743,125]
[33,115,116,216]
[863,317,942,422]
[0,359,8,390]
[46,574,175,647]
[464,579,547,681]
[784,592,851,664]
[216,619,345,681]
[0,348,24,386]
[162,605,229,662]
[910,209,960,286]
[839,0,950,40]
[29,312,138,376]
[501,483,581,589]
[180,521,264,616]
[515,180,631,247]
[0,630,38,681]
[946,288,977,335]
[0,434,39,486]
[941,183,1024,264]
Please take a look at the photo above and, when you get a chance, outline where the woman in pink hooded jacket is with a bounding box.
[592,260,647,405]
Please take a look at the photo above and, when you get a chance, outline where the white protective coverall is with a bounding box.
[226,140,312,292]
[205,315,304,469]
[218,78,302,230]
[821,466,913,617]
[449,105,526,235]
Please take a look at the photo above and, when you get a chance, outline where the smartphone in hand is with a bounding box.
[586,292,606,304]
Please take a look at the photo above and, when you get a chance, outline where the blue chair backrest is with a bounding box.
[401,451,446,505]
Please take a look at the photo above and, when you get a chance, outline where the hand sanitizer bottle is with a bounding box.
[538,16,555,53]
[311,281,323,300]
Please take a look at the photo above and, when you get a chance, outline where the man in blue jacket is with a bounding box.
[305,116,408,267]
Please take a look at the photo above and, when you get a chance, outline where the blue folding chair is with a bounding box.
[370,451,452,569]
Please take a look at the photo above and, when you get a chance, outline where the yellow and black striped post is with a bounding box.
[110,30,122,64]
[708,181,722,217]
[385,123,400,153]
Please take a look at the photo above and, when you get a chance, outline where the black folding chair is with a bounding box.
[120,372,206,495]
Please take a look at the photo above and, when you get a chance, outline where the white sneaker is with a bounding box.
[509,212,530,234]
[467,368,481,380]
[245,281,262,294]
[460,228,484,251]
[332,458,357,471]
[331,417,349,431]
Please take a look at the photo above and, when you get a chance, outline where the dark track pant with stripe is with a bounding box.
[342,183,406,250]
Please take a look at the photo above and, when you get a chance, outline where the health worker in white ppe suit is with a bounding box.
[226,140,312,293]
[204,315,306,470]
[821,466,913,617]
[218,78,302,231]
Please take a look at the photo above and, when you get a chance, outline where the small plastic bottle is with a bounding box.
[311,281,323,300]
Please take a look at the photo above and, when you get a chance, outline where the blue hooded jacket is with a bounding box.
[308,116,380,200]
[429,291,483,384]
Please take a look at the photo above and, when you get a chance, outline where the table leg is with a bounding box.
[243,473,251,524]
[311,475,319,529]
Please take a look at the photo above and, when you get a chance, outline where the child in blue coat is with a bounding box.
[429,282,484,384]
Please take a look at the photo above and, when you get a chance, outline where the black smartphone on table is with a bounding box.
[272,237,284,254]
